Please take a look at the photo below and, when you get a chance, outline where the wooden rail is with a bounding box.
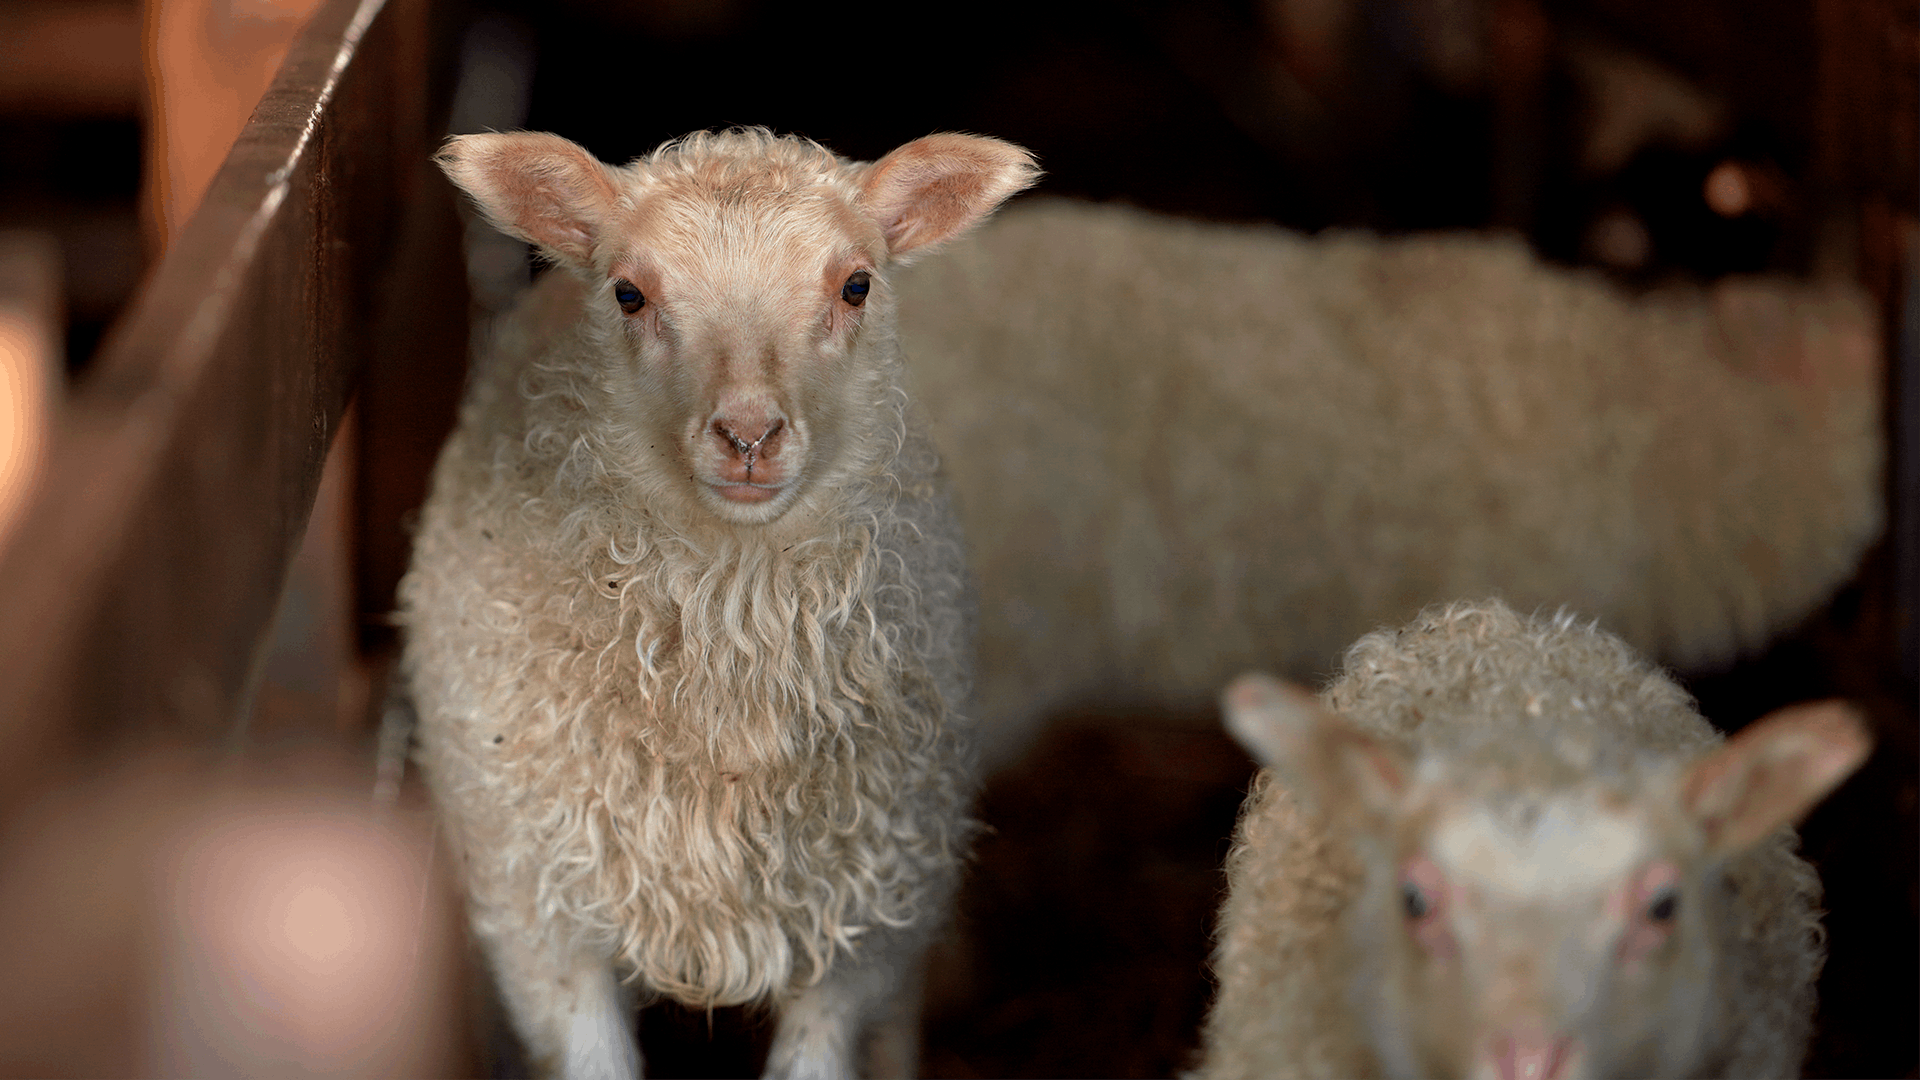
[0,0,466,791]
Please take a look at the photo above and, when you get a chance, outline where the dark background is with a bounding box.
[2,0,1912,1076]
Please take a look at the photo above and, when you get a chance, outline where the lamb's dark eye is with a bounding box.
[841,270,870,306]
[1646,887,1678,923]
[1402,882,1431,920]
[613,278,644,314]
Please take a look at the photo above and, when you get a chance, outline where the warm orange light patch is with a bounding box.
[0,232,59,546]
[0,308,49,541]
[143,0,327,251]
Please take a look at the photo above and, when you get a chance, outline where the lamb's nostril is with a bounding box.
[712,420,753,458]
[754,419,785,456]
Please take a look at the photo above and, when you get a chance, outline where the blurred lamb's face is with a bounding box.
[596,186,892,526]
[1224,665,1868,1080]
[1365,789,1714,1080]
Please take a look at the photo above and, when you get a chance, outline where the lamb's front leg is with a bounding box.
[763,933,927,1080]
[481,922,641,1080]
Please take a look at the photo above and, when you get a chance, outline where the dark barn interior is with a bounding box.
[0,0,1912,1076]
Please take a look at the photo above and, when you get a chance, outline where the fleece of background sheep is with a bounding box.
[1198,600,1826,1080]
[400,133,976,1008]
[897,199,1880,767]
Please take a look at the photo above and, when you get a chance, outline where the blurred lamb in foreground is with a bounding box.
[1197,599,1869,1079]
[898,199,1881,770]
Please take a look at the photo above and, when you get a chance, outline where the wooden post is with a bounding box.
[0,0,467,784]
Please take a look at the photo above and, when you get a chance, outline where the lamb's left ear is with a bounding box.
[858,134,1039,260]
[1681,699,1871,856]
[1221,672,1412,830]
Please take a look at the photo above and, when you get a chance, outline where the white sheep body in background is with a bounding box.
[1200,599,1870,1079]
[400,128,1036,1079]
[896,199,1882,772]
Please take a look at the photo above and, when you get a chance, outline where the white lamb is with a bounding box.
[896,199,1882,772]
[399,127,1037,1079]
[1199,599,1870,1079]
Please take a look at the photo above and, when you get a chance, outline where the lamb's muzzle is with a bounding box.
[709,413,787,500]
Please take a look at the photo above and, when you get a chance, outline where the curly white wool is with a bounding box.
[898,199,1882,772]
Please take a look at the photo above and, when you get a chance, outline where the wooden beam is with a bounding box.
[0,0,466,795]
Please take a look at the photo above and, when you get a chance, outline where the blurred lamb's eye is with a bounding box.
[841,270,870,306]
[1646,886,1678,923]
[1402,882,1432,920]
[613,279,645,314]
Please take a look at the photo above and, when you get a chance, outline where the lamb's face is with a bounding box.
[1220,671,1868,1080]
[434,128,1038,527]
[1357,782,1721,1080]
[591,180,894,525]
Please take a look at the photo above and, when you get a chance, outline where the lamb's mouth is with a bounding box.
[710,481,785,505]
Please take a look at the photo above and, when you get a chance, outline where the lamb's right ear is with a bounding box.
[1680,699,1871,856]
[858,134,1039,261]
[1222,672,1410,824]
[436,132,619,266]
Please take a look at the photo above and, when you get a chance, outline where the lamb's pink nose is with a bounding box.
[710,417,785,466]
[1492,1030,1577,1080]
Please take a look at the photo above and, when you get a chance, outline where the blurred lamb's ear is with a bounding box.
[436,132,618,266]
[1681,699,1871,856]
[1222,672,1410,823]
[858,134,1039,260]
[1221,672,1320,768]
